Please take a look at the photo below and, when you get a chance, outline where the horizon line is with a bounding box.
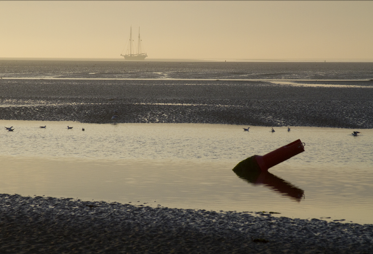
[1,57,373,63]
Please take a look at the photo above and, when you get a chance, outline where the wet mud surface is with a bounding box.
[1,79,372,128]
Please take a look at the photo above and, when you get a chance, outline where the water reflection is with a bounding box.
[233,165,304,202]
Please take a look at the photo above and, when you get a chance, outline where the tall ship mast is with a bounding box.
[121,27,148,60]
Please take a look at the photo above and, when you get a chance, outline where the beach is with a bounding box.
[1,77,373,253]
[2,0,373,248]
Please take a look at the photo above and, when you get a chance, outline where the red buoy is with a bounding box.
[234,139,305,172]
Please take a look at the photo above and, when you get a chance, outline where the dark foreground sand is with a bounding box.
[1,194,372,254]
[1,79,373,128]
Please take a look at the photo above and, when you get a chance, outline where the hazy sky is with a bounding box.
[1,1,372,61]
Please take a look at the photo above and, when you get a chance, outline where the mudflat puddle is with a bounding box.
[1,120,372,224]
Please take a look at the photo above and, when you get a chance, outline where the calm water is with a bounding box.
[1,120,372,224]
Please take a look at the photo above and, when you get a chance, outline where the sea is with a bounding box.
[1,59,373,224]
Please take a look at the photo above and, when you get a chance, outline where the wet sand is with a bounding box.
[1,79,372,128]
[1,193,372,254]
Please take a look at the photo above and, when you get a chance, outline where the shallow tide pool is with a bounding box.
[1,120,372,224]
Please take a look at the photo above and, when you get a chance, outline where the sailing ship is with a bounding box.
[121,27,148,60]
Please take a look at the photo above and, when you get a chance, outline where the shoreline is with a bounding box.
[1,193,372,253]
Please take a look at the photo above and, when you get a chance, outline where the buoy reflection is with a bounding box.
[233,166,304,202]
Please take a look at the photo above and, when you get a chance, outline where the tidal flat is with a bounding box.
[1,78,373,252]
[1,79,372,128]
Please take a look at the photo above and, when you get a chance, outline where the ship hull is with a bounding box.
[123,54,147,60]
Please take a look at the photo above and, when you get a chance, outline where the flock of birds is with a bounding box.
[243,126,361,136]
[4,126,85,131]
[3,125,362,137]
[243,127,291,133]
[3,111,118,133]
[66,126,85,131]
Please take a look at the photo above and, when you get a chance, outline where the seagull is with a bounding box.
[352,131,360,136]
[7,128,14,132]
[271,127,275,133]
[243,127,250,132]
[5,126,13,131]
[40,125,46,128]
[67,126,73,129]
